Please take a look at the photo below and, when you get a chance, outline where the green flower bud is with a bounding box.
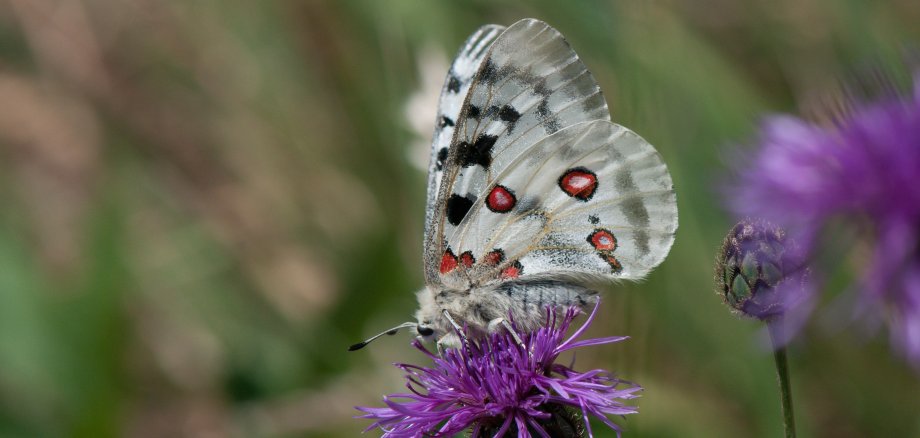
[716,219,807,321]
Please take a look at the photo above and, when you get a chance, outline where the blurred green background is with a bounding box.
[1,1,919,437]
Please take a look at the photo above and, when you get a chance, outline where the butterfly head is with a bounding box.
[414,287,447,342]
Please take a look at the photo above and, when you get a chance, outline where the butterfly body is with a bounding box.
[351,19,677,351]
[416,277,600,345]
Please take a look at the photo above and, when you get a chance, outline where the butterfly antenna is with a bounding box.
[348,322,417,351]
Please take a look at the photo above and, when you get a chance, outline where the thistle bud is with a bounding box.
[716,219,806,321]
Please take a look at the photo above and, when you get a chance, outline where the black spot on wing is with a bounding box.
[479,59,498,84]
[436,147,448,171]
[589,215,600,225]
[457,135,497,168]
[447,74,461,93]
[468,105,481,119]
[446,193,475,226]
[480,104,520,132]
[498,105,521,130]
[438,116,455,128]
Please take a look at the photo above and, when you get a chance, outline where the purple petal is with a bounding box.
[358,300,641,435]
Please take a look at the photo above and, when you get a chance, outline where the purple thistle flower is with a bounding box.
[727,73,920,367]
[356,302,641,437]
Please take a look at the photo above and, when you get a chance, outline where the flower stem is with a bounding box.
[768,323,796,438]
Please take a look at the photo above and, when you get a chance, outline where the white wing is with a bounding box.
[449,120,677,286]
[425,19,614,285]
[426,19,677,289]
[422,24,504,285]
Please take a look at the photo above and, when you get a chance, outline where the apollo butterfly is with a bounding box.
[350,19,677,350]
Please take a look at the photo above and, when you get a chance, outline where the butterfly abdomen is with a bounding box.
[492,280,598,324]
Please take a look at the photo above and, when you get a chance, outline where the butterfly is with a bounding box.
[350,18,677,350]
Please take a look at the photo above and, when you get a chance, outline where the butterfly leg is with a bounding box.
[488,317,526,350]
[435,337,446,356]
[442,310,469,346]
[436,332,463,353]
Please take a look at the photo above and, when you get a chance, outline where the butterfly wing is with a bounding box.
[427,19,676,289]
[455,120,677,285]
[423,24,505,284]
[425,18,613,285]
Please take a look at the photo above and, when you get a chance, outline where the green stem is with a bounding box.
[769,323,796,438]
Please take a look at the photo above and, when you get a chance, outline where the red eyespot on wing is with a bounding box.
[559,167,598,201]
[601,254,623,273]
[459,251,475,268]
[500,260,523,279]
[484,249,505,265]
[486,185,516,213]
[588,229,618,251]
[440,249,458,274]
